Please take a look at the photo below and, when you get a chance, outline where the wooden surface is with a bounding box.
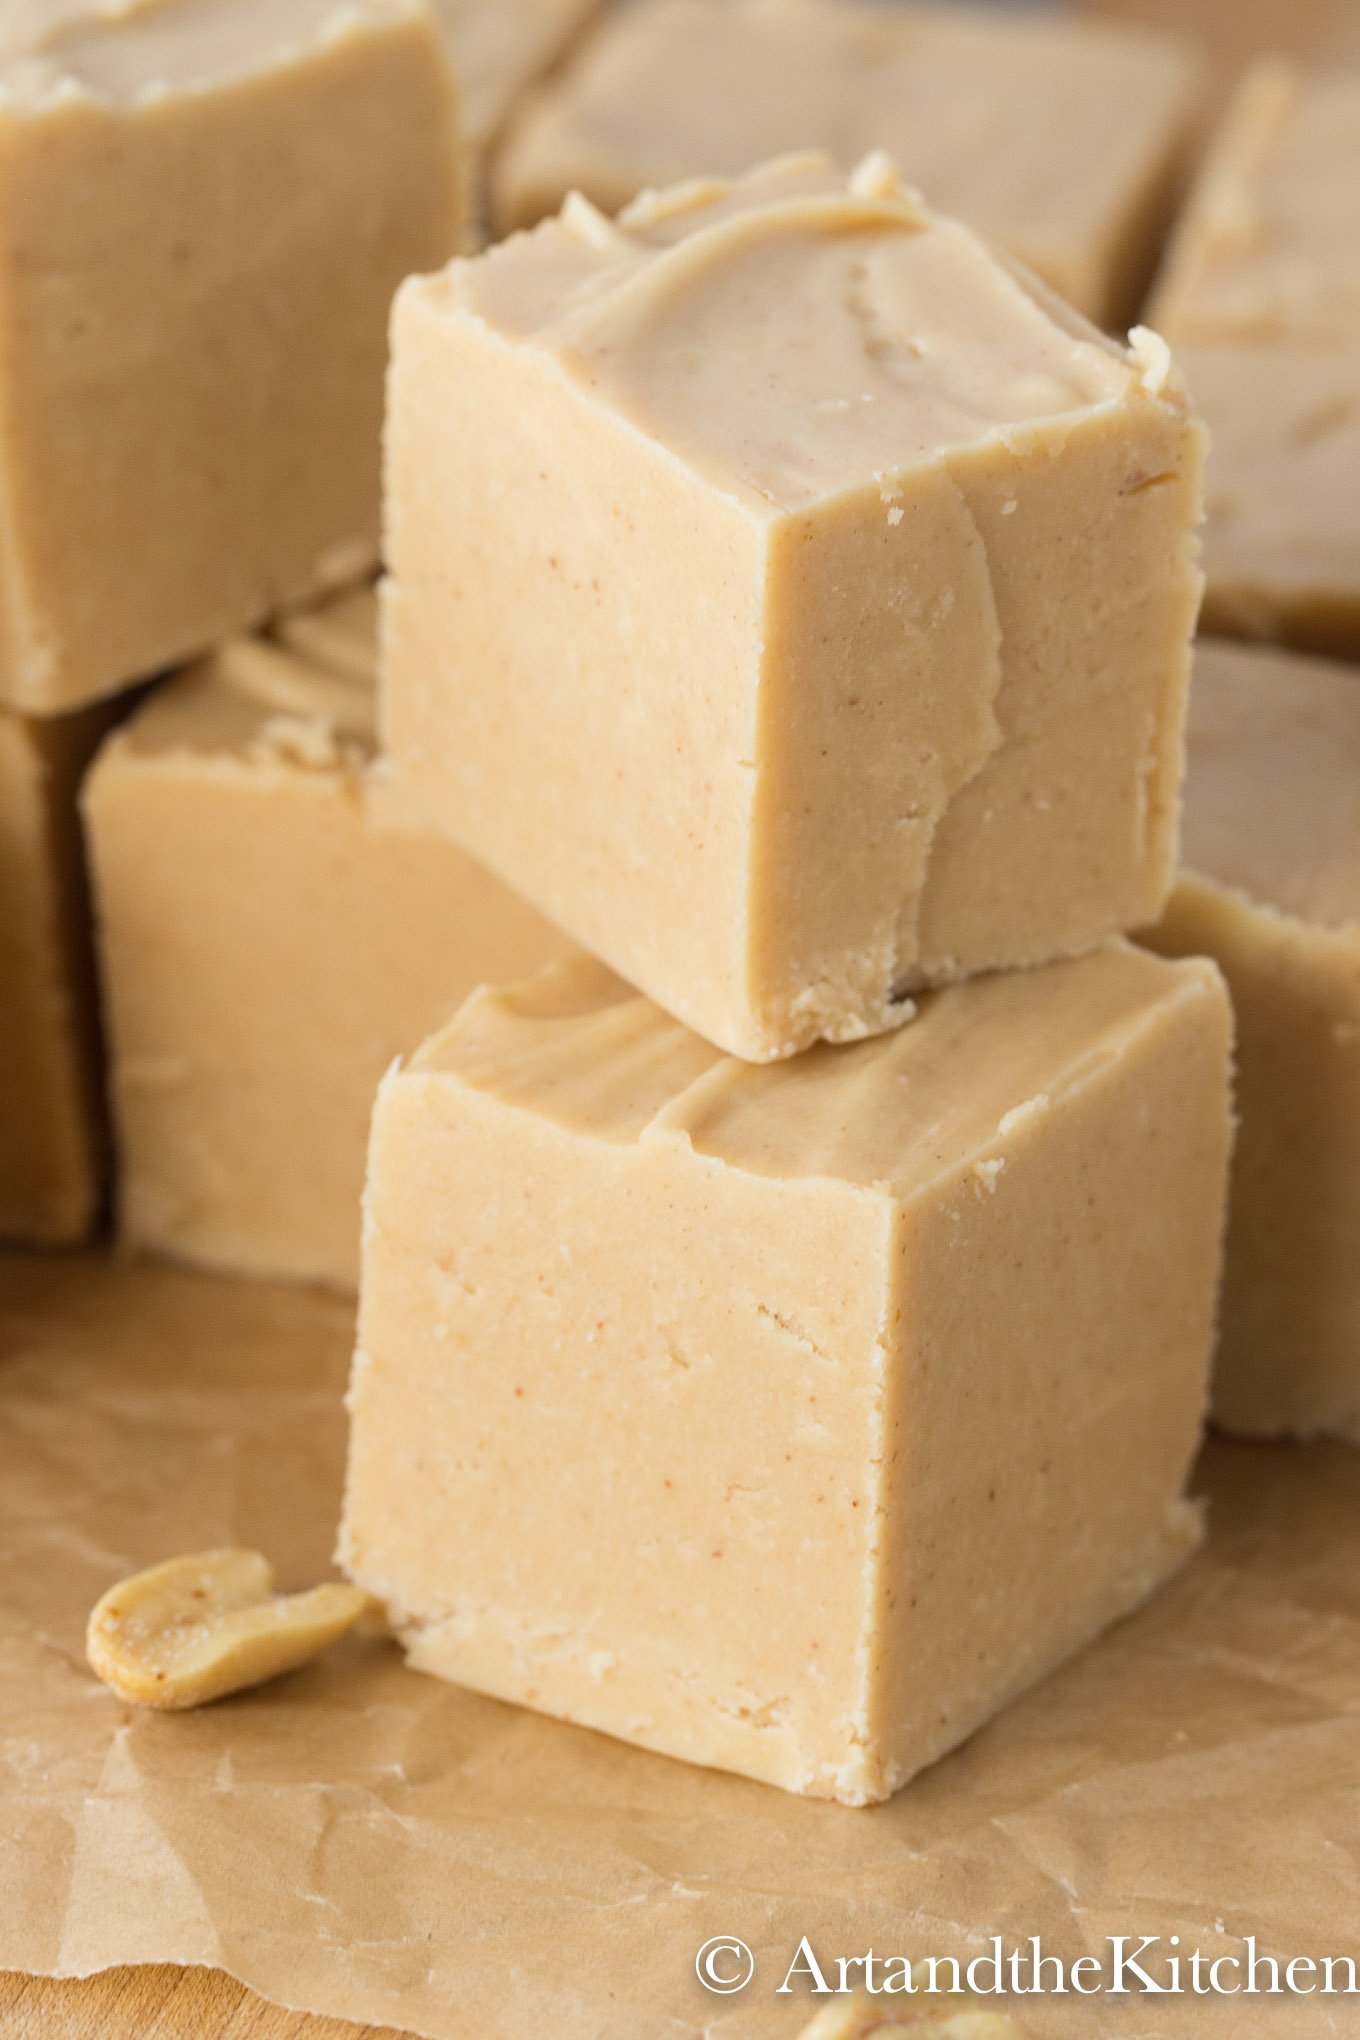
[0,1968,407,2039]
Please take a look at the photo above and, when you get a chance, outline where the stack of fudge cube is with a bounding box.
[338,136,1237,1803]
[3,0,1357,1805]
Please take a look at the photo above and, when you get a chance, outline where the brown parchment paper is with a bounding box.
[2,1250,1359,2040]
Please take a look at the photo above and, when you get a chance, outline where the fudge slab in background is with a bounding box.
[439,0,601,156]
[1144,642,1360,1443]
[492,0,1204,327]
[84,592,576,1292]
[0,0,461,715]
[1154,62,1360,656]
[342,944,1233,1805]
[385,155,1206,1062]
[1182,342,1360,657]
[1079,0,1351,79]
[1154,59,1360,344]
[0,703,108,1243]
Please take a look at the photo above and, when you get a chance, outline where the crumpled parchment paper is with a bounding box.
[2,1251,1358,2039]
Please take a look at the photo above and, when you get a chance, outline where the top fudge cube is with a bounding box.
[0,0,461,713]
[384,155,1206,1061]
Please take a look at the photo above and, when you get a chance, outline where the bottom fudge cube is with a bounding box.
[341,945,1233,1804]
[1144,640,1360,1440]
[84,591,576,1290]
[0,702,109,1242]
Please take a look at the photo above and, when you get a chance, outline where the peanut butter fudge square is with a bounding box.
[1154,63,1360,656]
[1144,640,1360,1441]
[385,155,1205,1061]
[341,945,1232,1804]
[0,0,461,713]
[493,0,1203,326]
[1179,342,1360,657]
[1154,59,1360,346]
[84,591,576,1291]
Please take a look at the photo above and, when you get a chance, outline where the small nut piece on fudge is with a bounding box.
[341,943,1233,1804]
[384,154,1206,1061]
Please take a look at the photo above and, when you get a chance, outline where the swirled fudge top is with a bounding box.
[0,0,434,108]
[413,152,1183,516]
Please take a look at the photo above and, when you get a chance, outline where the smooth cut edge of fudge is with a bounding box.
[384,153,1206,1060]
[342,943,1233,1803]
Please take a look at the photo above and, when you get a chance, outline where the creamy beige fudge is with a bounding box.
[342,944,1233,1804]
[1154,60,1360,345]
[1152,64,1360,654]
[1078,0,1344,83]
[1327,3,1360,63]
[0,0,461,714]
[1144,641,1360,1442]
[438,0,599,156]
[385,155,1206,1062]
[0,703,108,1243]
[1181,342,1360,657]
[84,591,576,1291]
[492,0,1204,326]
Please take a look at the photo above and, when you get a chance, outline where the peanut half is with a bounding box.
[800,1986,1030,2039]
[86,1548,369,1711]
